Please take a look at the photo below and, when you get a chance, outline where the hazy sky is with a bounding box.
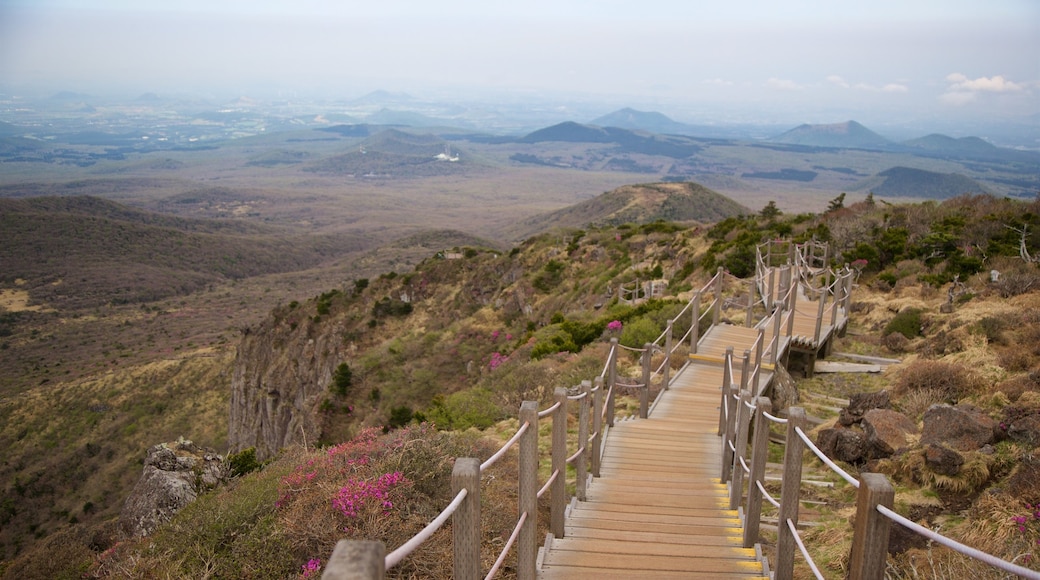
[1,0,1037,123]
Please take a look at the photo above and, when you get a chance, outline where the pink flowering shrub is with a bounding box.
[488,352,508,370]
[606,320,623,332]
[300,558,321,578]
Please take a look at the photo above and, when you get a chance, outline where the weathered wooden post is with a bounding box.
[753,329,764,395]
[775,407,807,580]
[771,306,782,365]
[517,401,538,580]
[745,280,755,327]
[767,261,777,311]
[639,344,652,419]
[713,267,724,325]
[690,291,701,354]
[663,320,673,389]
[720,349,735,481]
[848,473,895,580]
[607,338,618,428]
[729,389,752,511]
[744,397,772,548]
[815,277,827,346]
[452,458,481,580]
[550,387,568,538]
[591,377,603,478]
[576,381,590,501]
[323,540,385,580]
[719,346,733,437]
[740,349,751,394]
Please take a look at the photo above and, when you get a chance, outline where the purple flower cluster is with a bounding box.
[332,472,406,520]
[607,320,623,332]
[489,352,508,370]
[300,558,321,578]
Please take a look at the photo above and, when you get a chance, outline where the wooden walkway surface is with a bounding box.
[538,363,767,579]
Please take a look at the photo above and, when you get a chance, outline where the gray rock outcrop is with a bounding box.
[119,439,228,538]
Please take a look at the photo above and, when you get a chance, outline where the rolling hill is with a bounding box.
[589,108,695,135]
[0,196,369,309]
[508,181,748,238]
[770,120,892,150]
[308,129,471,177]
[855,166,990,199]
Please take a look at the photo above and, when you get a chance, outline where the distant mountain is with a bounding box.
[366,108,453,128]
[520,121,616,144]
[770,121,892,150]
[518,122,701,158]
[509,181,748,238]
[309,129,469,177]
[856,166,990,199]
[590,108,693,135]
[900,133,1040,165]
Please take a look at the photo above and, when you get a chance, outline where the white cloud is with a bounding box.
[827,75,850,88]
[702,78,733,86]
[766,77,802,91]
[881,83,909,93]
[945,73,1024,93]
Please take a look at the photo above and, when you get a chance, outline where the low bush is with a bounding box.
[893,359,979,404]
[884,308,923,339]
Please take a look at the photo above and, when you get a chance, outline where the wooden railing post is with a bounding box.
[323,540,386,580]
[815,278,827,344]
[551,387,568,539]
[849,473,895,580]
[753,330,764,396]
[771,306,782,365]
[713,267,724,325]
[690,291,701,353]
[745,280,755,327]
[719,346,733,437]
[517,401,538,580]
[775,407,807,580]
[607,338,617,428]
[740,349,751,394]
[577,381,590,501]
[744,397,772,548]
[452,458,481,580]
[720,349,735,481]
[639,344,652,419]
[592,377,603,478]
[663,321,673,389]
[767,262,776,311]
[729,389,752,510]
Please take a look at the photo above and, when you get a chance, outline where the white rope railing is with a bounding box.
[757,480,780,508]
[537,469,558,499]
[876,505,1040,580]
[600,343,616,379]
[787,518,825,580]
[385,488,468,569]
[567,391,588,401]
[795,426,860,488]
[485,511,527,580]
[480,422,529,472]
[762,411,788,424]
[738,455,751,475]
[537,401,561,419]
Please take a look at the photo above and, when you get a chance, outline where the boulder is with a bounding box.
[862,409,917,458]
[920,404,996,451]
[924,444,963,476]
[817,427,868,464]
[1007,412,1040,445]
[840,390,891,427]
[119,439,228,538]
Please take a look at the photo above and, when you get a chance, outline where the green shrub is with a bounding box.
[619,316,660,348]
[426,388,504,430]
[884,308,923,339]
[387,406,414,429]
[228,447,263,478]
[331,362,353,396]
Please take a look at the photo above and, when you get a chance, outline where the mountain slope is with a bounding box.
[508,181,748,238]
[770,120,892,149]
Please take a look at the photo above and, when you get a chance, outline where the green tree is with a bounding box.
[760,200,782,219]
[331,362,353,396]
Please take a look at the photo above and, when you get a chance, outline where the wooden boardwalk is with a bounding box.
[538,362,767,579]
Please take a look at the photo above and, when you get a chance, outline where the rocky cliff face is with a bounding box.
[228,307,349,460]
